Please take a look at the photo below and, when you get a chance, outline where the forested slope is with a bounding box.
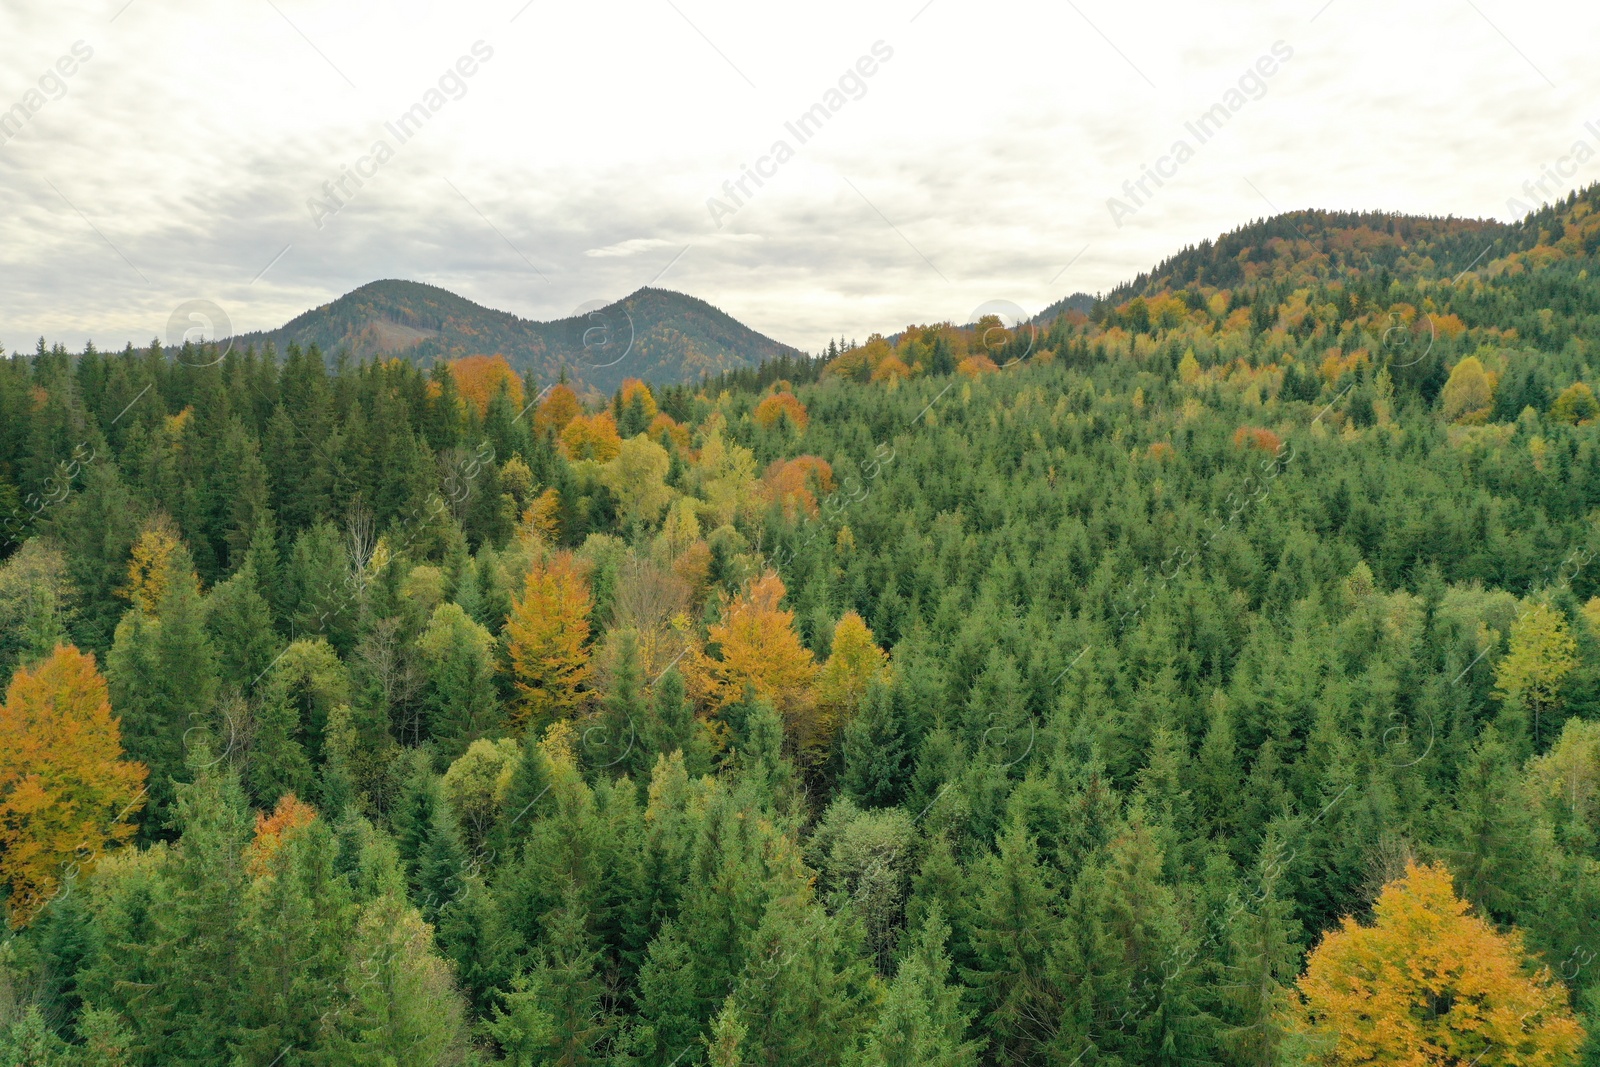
[3,187,1600,1065]
[232,280,799,394]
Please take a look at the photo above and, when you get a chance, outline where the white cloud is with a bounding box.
[1,0,1595,355]
[585,238,674,258]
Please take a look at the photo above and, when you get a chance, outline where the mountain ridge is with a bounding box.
[230,280,803,393]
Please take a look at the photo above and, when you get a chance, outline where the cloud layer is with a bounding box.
[1,0,1596,355]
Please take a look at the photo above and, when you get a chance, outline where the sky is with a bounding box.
[1,0,1598,356]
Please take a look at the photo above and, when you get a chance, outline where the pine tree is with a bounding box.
[106,542,218,829]
[1217,833,1302,1067]
[244,506,285,630]
[963,815,1062,1065]
[492,885,615,1066]
[497,727,556,858]
[842,680,915,809]
[77,752,254,1063]
[435,872,517,1019]
[415,794,470,924]
[234,814,355,1061]
[323,888,471,1065]
[391,749,441,886]
[645,667,710,779]
[632,920,708,1064]
[592,628,647,780]
[850,908,983,1067]
[719,894,872,1067]
[204,557,282,697]
[416,601,499,755]
[245,673,312,810]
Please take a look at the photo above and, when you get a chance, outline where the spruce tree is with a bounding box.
[963,815,1062,1065]
[850,908,983,1067]
[204,558,282,696]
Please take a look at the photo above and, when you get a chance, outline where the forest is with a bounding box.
[3,186,1600,1066]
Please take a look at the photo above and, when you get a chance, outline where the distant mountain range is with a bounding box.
[231,281,803,393]
[224,185,1600,392]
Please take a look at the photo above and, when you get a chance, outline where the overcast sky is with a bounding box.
[1,0,1597,355]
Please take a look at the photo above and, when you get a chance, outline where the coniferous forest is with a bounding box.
[6,189,1600,1066]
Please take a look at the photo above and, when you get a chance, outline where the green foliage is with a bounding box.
[416,601,499,755]
[10,192,1600,1064]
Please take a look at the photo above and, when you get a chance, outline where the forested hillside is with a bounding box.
[3,187,1600,1066]
[233,281,800,394]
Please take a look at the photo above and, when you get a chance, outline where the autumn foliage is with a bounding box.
[956,354,999,377]
[1233,426,1283,453]
[700,570,817,727]
[761,456,835,520]
[1441,356,1497,425]
[648,412,691,453]
[449,354,525,417]
[246,792,317,877]
[753,391,809,433]
[560,410,623,463]
[870,354,912,383]
[0,645,147,927]
[534,383,583,436]
[1290,861,1585,1066]
[120,518,187,613]
[505,553,594,733]
[618,378,659,420]
[811,612,887,757]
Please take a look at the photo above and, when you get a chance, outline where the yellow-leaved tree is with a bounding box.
[1551,382,1599,425]
[506,552,594,734]
[1495,603,1579,744]
[600,434,674,528]
[1440,356,1496,424]
[0,645,147,926]
[700,570,817,734]
[119,518,187,613]
[811,612,888,760]
[1289,861,1584,1066]
[560,411,623,463]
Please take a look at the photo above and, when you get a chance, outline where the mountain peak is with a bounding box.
[236,281,799,392]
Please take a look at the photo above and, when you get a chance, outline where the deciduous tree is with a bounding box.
[506,552,595,733]
[1291,861,1585,1066]
[0,645,146,927]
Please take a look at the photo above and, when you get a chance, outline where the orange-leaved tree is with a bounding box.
[245,792,317,877]
[450,354,524,417]
[701,570,817,734]
[761,456,834,521]
[753,391,809,433]
[505,552,594,734]
[1289,861,1585,1066]
[535,382,583,437]
[0,645,147,927]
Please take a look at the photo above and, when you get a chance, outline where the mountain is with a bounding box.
[232,280,803,393]
[1095,207,1540,304]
